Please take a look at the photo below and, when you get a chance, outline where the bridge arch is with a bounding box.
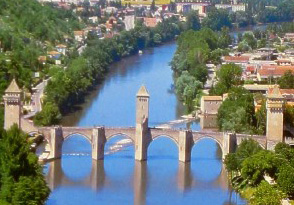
[63,133,92,143]
[150,134,179,147]
[147,135,179,160]
[106,133,135,144]
[192,136,223,152]
[191,137,223,182]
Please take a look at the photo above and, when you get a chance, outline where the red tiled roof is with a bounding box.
[144,18,157,28]
[246,65,255,72]
[281,89,294,95]
[223,56,250,63]
[74,31,84,36]
[258,66,294,77]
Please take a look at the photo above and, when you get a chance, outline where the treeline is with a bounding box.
[0,125,50,204]
[34,17,184,125]
[225,139,294,204]
[170,24,231,111]
[201,0,294,30]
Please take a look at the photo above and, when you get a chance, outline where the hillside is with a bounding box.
[0,0,82,126]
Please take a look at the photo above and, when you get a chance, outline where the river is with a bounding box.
[45,41,246,205]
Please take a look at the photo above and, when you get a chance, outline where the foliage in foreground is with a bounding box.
[225,140,294,204]
[0,125,50,204]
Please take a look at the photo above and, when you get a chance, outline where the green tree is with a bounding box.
[175,71,202,110]
[0,125,50,204]
[275,142,294,166]
[218,27,232,49]
[241,150,281,185]
[278,70,294,89]
[153,33,162,45]
[242,32,257,49]
[186,11,201,31]
[34,102,61,126]
[202,8,232,31]
[277,164,294,196]
[190,64,208,85]
[250,181,285,205]
[211,63,242,95]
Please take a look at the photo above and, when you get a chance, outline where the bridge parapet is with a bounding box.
[235,134,267,149]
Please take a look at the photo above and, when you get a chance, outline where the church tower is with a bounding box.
[3,79,22,130]
[136,85,149,127]
[266,85,285,145]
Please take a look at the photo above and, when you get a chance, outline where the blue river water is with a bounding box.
[45,42,246,205]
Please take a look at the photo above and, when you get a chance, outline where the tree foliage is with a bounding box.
[250,181,285,205]
[0,125,50,204]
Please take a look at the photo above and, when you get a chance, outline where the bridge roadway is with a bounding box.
[32,125,267,162]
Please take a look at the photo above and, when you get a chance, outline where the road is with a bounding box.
[23,79,49,119]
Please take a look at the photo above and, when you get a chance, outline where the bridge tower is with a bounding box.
[135,85,150,161]
[266,85,285,149]
[3,79,22,130]
[136,85,149,127]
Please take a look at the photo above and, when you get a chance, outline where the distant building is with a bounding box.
[74,30,85,42]
[56,44,67,55]
[143,17,158,28]
[215,4,245,12]
[124,15,135,31]
[89,16,98,24]
[257,65,294,81]
[121,0,170,5]
[200,96,223,115]
[222,55,250,68]
[284,33,294,41]
[47,51,61,59]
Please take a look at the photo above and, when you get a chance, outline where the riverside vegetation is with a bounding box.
[225,139,294,204]
[0,125,50,204]
[171,18,294,205]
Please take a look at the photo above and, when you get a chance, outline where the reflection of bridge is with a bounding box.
[4,81,277,162]
[47,160,233,205]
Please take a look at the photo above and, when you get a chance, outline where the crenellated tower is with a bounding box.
[3,79,22,130]
[266,85,285,148]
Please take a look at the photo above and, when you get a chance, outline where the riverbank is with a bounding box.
[224,139,294,205]
[35,17,185,126]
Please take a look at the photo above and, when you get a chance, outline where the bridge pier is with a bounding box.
[48,127,63,159]
[134,161,147,205]
[90,160,105,191]
[135,123,150,161]
[222,133,236,159]
[177,162,192,192]
[92,127,106,160]
[179,130,193,162]
[46,160,62,191]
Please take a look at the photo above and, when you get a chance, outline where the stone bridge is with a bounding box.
[3,81,278,163]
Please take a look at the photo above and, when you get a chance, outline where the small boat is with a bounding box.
[138,50,143,54]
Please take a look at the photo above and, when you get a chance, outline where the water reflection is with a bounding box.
[46,157,238,205]
[46,159,105,191]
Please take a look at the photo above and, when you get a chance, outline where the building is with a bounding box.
[243,84,271,94]
[257,65,294,81]
[122,0,170,5]
[284,33,294,41]
[215,4,245,12]
[143,18,158,28]
[56,44,67,55]
[200,96,223,115]
[222,56,250,68]
[74,30,85,42]
[176,2,210,15]
[47,51,61,59]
